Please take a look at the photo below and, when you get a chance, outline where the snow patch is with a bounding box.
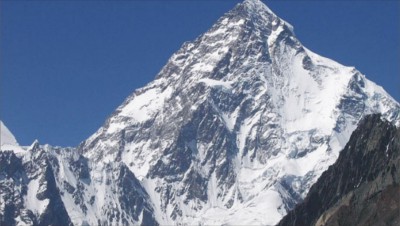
[118,86,173,123]
[25,179,49,216]
[268,25,284,47]
[198,78,233,91]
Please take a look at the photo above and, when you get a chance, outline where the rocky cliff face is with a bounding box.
[0,142,72,226]
[278,114,400,226]
[1,0,400,225]
[0,140,158,226]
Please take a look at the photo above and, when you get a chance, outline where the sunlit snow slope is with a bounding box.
[0,121,26,153]
[1,121,18,146]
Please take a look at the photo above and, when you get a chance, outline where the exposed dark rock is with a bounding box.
[278,114,400,226]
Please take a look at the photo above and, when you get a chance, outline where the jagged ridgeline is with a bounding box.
[1,0,399,225]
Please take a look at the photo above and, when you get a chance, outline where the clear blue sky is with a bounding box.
[1,0,399,147]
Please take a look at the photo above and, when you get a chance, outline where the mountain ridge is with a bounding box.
[77,0,399,224]
[1,0,400,225]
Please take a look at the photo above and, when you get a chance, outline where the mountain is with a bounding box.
[278,114,400,226]
[78,0,399,224]
[0,123,157,225]
[1,121,18,147]
[0,121,25,154]
[1,0,399,225]
[0,143,73,226]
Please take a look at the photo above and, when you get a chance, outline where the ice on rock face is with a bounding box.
[2,0,400,225]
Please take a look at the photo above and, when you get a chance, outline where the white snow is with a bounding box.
[191,62,214,73]
[198,78,233,91]
[0,143,26,154]
[121,141,154,180]
[118,86,173,124]
[25,178,49,216]
[243,0,276,17]
[1,121,18,146]
[0,121,27,154]
[281,52,353,134]
[142,178,173,225]
[221,112,236,131]
[268,25,284,47]
[237,111,260,155]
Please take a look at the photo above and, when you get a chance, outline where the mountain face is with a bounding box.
[0,143,72,226]
[278,114,400,226]
[0,123,157,226]
[1,0,400,225]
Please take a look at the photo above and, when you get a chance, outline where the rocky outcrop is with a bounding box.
[278,114,400,226]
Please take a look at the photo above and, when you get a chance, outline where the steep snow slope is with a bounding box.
[79,0,399,225]
[1,121,18,146]
[0,121,26,154]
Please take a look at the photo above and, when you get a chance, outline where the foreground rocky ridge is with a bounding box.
[278,114,400,226]
[1,0,400,225]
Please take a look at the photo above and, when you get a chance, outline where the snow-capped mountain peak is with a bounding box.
[0,121,18,147]
[243,0,273,12]
[1,1,399,225]
[79,0,399,225]
[0,120,28,155]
